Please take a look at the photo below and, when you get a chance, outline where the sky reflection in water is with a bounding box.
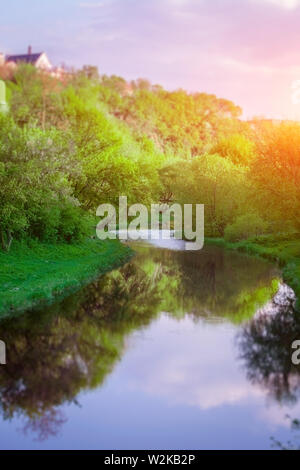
[0,240,299,449]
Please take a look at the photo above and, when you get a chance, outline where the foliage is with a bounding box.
[62,88,163,208]
[211,133,255,165]
[162,154,247,236]
[2,64,300,310]
[224,213,268,242]
[8,64,66,128]
[0,114,89,247]
[250,122,300,232]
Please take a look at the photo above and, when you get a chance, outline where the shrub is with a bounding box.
[224,213,268,242]
[57,205,91,242]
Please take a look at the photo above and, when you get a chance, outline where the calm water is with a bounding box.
[0,239,300,450]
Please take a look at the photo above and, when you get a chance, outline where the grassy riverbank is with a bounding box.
[206,234,300,310]
[0,238,133,319]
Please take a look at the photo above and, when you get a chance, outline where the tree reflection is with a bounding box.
[0,244,281,440]
[236,288,300,449]
[237,298,300,404]
[22,409,67,442]
[271,415,300,450]
[0,260,173,440]
[147,245,280,322]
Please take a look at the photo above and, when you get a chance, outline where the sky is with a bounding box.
[1,0,300,119]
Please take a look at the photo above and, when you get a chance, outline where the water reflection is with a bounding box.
[236,288,300,449]
[0,243,296,447]
[237,286,299,405]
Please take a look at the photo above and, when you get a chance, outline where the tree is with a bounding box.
[163,154,247,236]
[0,115,88,250]
[63,89,162,209]
[211,134,255,166]
[8,64,65,128]
[251,122,300,232]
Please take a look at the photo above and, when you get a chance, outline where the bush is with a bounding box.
[0,114,88,249]
[57,205,91,242]
[224,213,268,242]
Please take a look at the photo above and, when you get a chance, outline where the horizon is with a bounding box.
[2,0,300,120]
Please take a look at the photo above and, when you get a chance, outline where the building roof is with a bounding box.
[5,53,43,65]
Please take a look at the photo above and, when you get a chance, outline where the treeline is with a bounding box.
[1,63,300,250]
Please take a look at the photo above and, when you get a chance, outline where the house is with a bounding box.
[5,46,52,71]
[0,46,67,79]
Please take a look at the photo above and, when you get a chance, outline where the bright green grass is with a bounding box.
[0,238,133,319]
[206,234,300,310]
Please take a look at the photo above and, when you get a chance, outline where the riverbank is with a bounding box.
[206,234,300,310]
[0,238,133,319]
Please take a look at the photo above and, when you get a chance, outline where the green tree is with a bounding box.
[0,115,88,249]
[251,122,300,232]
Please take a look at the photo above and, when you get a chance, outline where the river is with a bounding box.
[0,237,299,450]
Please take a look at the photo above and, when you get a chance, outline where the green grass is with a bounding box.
[0,238,133,319]
[206,234,300,310]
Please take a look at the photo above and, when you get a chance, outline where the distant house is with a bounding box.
[5,46,52,71]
